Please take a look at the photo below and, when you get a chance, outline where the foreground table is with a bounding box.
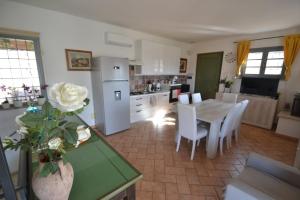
[195,99,235,159]
[28,115,142,200]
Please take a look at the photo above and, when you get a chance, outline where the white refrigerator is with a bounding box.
[91,56,130,135]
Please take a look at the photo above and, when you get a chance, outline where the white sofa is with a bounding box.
[225,153,300,200]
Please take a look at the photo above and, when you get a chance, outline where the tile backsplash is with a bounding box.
[129,66,187,92]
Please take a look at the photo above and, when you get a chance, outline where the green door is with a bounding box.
[195,52,223,99]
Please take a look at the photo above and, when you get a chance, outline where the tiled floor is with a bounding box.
[97,115,297,200]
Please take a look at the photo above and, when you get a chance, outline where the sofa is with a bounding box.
[225,152,300,200]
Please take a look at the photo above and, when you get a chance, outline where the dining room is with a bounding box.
[103,94,298,200]
[1,1,300,200]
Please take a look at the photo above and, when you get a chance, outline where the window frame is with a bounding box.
[0,33,46,100]
[242,46,285,79]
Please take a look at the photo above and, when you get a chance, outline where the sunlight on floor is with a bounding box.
[147,110,176,126]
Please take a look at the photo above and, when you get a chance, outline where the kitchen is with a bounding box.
[91,39,191,135]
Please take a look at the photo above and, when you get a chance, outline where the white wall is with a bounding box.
[190,27,300,111]
[0,0,191,126]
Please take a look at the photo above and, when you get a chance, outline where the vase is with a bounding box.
[224,87,231,93]
[37,97,46,106]
[32,160,74,200]
[13,100,23,108]
[219,84,225,92]
[1,103,10,109]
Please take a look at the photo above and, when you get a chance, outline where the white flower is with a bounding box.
[48,82,88,112]
[48,137,62,150]
[19,126,28,135]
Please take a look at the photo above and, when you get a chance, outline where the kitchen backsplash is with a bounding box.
[129,66,187,92]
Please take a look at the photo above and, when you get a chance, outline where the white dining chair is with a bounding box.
[232,100,249,142]
[176,103,208,160]
[192,93,202,104]
[219,102,242,155]
[178,94,189,104]
[215,92,222,101]
[222,93,238,103]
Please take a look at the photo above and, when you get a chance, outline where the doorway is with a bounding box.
[194,52,223,99]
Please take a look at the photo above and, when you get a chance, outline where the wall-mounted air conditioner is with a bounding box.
[105,32,134,48]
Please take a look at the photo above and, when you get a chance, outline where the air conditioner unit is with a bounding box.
[105,32,133,48]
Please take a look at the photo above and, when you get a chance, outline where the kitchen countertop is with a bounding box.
[130,90,170,96]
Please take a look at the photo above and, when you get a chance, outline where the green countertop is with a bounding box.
[32,116,142,200]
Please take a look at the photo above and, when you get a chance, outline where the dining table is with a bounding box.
[194,99,235,159]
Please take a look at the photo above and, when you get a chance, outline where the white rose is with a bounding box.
[48,137,62,150]
[48,82,88,112]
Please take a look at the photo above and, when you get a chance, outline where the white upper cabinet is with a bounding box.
[163,44,181,75]
[136,40,181,75]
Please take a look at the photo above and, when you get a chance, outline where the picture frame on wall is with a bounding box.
[180,58,187,73]
[65,49,93,71]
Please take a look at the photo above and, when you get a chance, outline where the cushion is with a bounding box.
[232,167,300,200]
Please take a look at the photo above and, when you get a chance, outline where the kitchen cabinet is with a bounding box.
[136,40,181,75]
[130,91,171,123]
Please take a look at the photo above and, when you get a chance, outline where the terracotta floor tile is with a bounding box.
[166,166,186,175]
[190,185,217,196]
[180,194,206,200]
[166,193,180,200]
[95,115,297,200]
[153,192,166,200]
[177,182,191,194]
[166,183,179,194]
[155,174,177,183]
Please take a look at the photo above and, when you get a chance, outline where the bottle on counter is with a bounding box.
[156,80,161,91]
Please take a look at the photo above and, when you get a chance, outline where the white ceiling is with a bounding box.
[11,0,300,43]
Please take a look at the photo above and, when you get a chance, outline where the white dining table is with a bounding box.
[194,99,235,159]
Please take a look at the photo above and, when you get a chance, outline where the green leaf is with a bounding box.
[39,161,59,177]
[48,127,63,137]
[40,162,52,177]
[64,122,79,130]
[58,120,67,126]
[20,112,44,129]
[63,129,78,145]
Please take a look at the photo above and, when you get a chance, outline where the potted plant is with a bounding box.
[1,98,10,109]
[1,85,10,109]
[4,82,89,200]
[37,84,48,106]
[8,87,23,108]
[36,95,46,106]
[219,77,226,92]
[224,79,234,93]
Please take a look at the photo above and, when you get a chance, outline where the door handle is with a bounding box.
[136,110,143,113]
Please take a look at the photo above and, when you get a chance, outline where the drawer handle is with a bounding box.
[136,110,143,113]
[136,98,143,100]
[163,94,168,96]
[136,104,142,106]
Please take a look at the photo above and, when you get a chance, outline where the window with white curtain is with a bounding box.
[243,46,284,78]
[0,34,45,103]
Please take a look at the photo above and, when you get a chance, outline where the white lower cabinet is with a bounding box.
[130,91,171,123]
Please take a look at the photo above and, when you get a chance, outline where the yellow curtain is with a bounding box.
[236,40,251,76]
[284,34,300,80]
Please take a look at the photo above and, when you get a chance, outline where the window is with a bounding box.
[0,34,45,103]
[243,46,284,78]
